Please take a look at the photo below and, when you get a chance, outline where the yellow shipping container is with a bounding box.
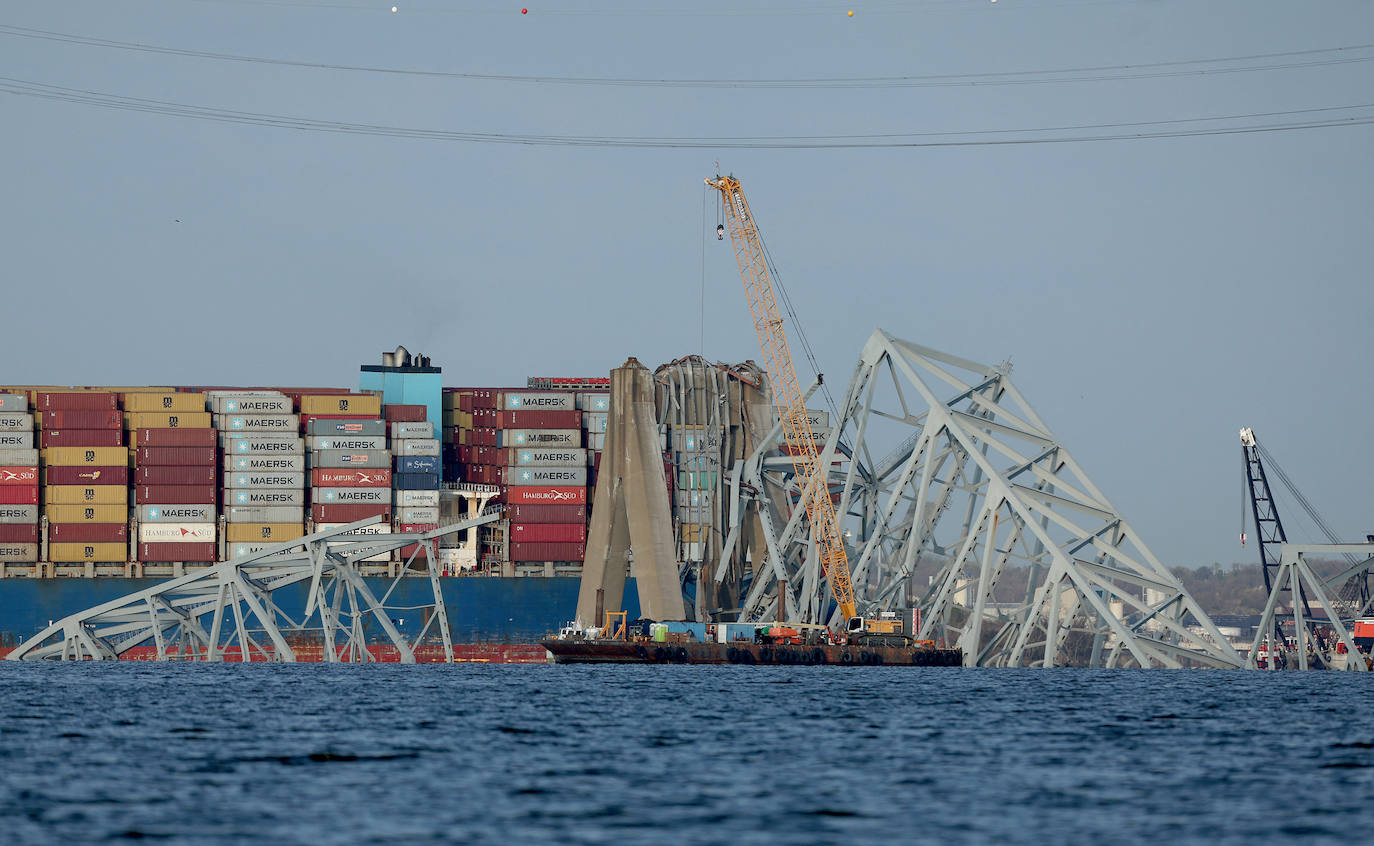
[49,542,127,562]
[298,394,381,416]
[123,411,212,430]
[43,446,127,466]
[678,523,708,543]
[44,485,127,505]
[45,504,128,523]
[442,392,468,409]
[226,523,305,543]
[122,393,206,413]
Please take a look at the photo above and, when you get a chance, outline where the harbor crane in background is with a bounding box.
[706,174,863,632]
[1240,426,1374,668]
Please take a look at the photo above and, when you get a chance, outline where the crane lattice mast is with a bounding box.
[706,174,857,623]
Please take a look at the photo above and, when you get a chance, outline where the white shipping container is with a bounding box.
[225,506,305,524]
[308,435,387,452]
[396,506,439,524]
[320,522,391,562]
[228,543,275,559]
[586,432,606,451]
[575,392,610,412]
[510,447,586,467]
[313,487,389,504]
[138,523,217,543]
[394,438,440,457]
[582,413,608,434]
[0,543,39,562]
[498,392,574,411]
[506,466,588,486]
[0,448,39,467]
[227,454,305,472]
[214,413,300,432]
[223,437,305,456]
[224,471,304,489]
[0,505,39,524]
[226,489,305,507]
[139,504,214,522]
[0,413,35,430]
[0,395,27,412]
[393,489,439,508]
[390,421,434,439]
[0,432,34,448]
[211,394,291,415]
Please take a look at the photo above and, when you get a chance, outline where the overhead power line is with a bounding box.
[2,76,1372,147]
[2,24,1372,89]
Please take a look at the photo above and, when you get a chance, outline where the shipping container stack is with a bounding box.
[0,393,40,567]
[211,391,306,559]
[440,388,471,484]
[127,392,217,567]
[37,391,130,567]
[387,405,440,559]
[576,388,610,542]
[495,390,588,575]
[300,393,391,558]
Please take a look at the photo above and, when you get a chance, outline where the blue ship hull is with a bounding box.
[0,578,640,646]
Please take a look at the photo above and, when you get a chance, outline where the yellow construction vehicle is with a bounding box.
[709,173,899,643]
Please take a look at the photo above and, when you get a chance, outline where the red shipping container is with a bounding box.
[138,542,216,562]
[0,466,38,485]
[311,467,393,487]
[135,447,217,466]
[0,486,39,505]
[397,523,440,533]
[40,429,125,448]
[134,428,218,448]
[134,485,217,505]
[46,465,128,486]
[311,503,391,523]
[509,523,586,543]
[506,486,586,505]
[495,410,581,429]
[384,404,426,422]
[35,392,118,411]
[0,524,39,543]
[508,541,586,562]
[49,523,128,543]
[135,465,217,485]
[42,409,122,429]
[505,503,586,523]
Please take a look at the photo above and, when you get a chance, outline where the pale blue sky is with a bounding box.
[3,0,1371,569]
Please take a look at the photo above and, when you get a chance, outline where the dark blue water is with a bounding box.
[1,665,1371,844]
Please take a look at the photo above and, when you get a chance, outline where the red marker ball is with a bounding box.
[521,7,527,13]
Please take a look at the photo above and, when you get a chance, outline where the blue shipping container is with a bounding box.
[394,472,440,490]
[396,455,440,474]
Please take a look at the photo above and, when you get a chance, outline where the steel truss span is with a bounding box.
[718,329,1245,669]
[7,514,498,663]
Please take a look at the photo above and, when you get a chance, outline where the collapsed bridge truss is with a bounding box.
[717,329,1245,669]
[7,513,497,662]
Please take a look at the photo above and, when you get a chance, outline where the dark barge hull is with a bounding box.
[541,640,962,667]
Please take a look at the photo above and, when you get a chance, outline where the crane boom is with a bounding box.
[706,175,858,623]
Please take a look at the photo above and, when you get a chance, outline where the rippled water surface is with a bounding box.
[1,663,1371,844]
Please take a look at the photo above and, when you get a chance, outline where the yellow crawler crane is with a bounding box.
[706,174,859,627]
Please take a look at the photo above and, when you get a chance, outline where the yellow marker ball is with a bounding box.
[847,10,854,15]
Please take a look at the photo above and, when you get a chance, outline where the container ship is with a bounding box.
[0,346,647,654]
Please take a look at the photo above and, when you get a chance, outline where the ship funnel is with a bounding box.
[382,345,413,367]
